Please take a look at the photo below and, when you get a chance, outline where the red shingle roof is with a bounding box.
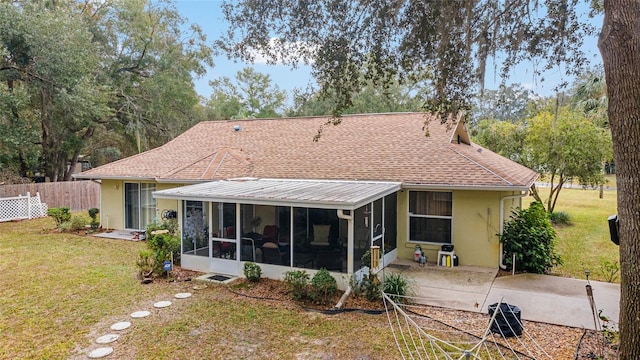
[77,113,538,190]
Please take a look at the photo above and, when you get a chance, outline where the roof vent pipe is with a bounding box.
[233,125,241,132]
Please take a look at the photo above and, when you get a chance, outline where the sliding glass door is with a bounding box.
[125,183,156,230]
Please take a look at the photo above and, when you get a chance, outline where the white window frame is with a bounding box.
[408,190,453,244]
[124,182,156,230]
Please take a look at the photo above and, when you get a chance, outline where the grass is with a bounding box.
[0,217,394,359]
[525,185,619,282]
[0,187,620,358]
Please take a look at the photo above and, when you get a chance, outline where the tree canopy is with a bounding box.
[219,0,594,119]
[206,67,287,119]
[0,0,212,180]
[288,76,426,117]
[524,106,612,213]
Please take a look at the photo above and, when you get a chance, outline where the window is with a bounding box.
[409,191,452,244]
[124,183,156,230]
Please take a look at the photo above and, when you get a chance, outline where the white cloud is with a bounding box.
[249,37,316,65]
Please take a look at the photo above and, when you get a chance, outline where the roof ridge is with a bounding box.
[162,146,251,180]
[80,142,169,175]
[447,145,515,186]
[161,150,220,179]
[200,111,426,124]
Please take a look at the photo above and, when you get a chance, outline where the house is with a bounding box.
[75,113,538,286]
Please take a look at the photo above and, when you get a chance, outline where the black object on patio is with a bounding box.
[488,303,523,337]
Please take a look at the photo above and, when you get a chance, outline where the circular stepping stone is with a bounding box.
[95,334,119,344]
[153,300,172,308]
[88,347,113,358]
[110,321,131,331]
[174,292,192,299]
[192,284,207,290]
[130,310,151,318]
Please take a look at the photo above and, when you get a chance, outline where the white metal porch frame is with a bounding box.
[154,178,402,279]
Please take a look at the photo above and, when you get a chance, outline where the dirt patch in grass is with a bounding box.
[228,278,383,311]
[52,267,624,359]
[220,278,618,359]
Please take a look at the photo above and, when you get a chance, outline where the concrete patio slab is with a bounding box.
[485,274,619,330]
[389,259,620,330]
[93,230,141,241]
[385,259,497,312]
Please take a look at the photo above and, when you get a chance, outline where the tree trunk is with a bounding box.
[598,1,640,358]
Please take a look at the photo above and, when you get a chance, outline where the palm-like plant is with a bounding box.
[571,68,608,128]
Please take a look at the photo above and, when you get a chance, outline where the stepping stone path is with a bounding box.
[95,334,119,344]
[110,321,131,331]
[88,347,113,358]
[153,300,172,308]
[88,289,198,358]
[130,310,151,318]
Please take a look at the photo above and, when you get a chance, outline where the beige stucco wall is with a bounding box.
[155,183,180,223]
[100,180,180,230]
[100,179,523,268]
[100,179,124,230]
[396,189,523,268]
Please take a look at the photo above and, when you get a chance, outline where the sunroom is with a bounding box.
[153,178,401,287]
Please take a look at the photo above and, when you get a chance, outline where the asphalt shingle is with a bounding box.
[77,113,538,189]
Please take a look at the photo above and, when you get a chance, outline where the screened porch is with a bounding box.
[153,179,400,279]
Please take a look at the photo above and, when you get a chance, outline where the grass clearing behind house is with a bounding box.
[526,186,619,282]
[0,218,394,359]
[0,217,161,358]
[0,186,621,358]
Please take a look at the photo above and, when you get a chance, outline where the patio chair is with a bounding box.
[262,225,278,243]
[262,242,289,265]
[309,224,331,247]
[241,237,256,262]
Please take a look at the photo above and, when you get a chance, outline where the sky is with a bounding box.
[173,1,604,101]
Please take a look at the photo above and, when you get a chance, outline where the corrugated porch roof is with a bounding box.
[153,178,402,210]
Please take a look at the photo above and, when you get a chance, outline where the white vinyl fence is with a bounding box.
[0,192,48,222]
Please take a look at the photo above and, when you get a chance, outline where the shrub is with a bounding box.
[136,249,155,279]
[147,219,178,236]
[144,220,181,276]
[244,262,262,282]
[350,272,382,302]
[283,270,310,301]
[70,215,88,231]
[361,249,371,269]
[383,272,413,304]
[599,258,620,283]
[310,268,337,304]
[550,211,571,226]
[88,208,100,231]
[147,232,180,275]
[360,249,382,269]
[58,221,72,232]
[500,202,562,274]
[47,207,71,226]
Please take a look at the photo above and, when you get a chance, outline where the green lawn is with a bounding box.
[526,185,620,282]
[0,188,619,358]
[0,217,394,359]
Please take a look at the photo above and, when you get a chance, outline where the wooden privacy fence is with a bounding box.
[0,181,100,212]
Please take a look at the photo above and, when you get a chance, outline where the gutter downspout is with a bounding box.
[335,209,354,309]
[337,209,353,272]
[499,192,527,269]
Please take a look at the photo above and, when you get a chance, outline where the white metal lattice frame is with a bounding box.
[0,192,48,222]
